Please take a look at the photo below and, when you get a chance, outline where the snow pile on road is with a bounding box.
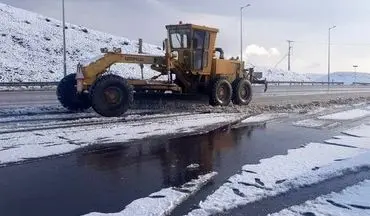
[85,172,217,216]
[308,72,370,84]
[186,122,370,216]
[0,3,163,83]
[269,179,370,216]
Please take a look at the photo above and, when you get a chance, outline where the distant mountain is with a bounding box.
[307,72,370,84]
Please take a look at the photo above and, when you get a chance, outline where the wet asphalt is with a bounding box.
[0,117,344,216]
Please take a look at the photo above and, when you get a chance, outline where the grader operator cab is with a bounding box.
[57,22,268,117]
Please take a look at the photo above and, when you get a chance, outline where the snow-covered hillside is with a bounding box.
[0,3,316,83]
[0,3,164,82]
[308,72,370,84]
[254,66,312,82]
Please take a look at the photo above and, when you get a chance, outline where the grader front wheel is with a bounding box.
[209,78,232,106]
[90,75,134,117]
[57,73,91,111]
[232,78,253,105]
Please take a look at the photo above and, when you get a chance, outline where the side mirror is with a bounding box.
[162,40,166,51]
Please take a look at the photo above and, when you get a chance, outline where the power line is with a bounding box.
[274,53,288,68]
[293,40,370,47]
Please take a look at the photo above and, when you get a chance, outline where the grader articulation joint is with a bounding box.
[56,22,268,117]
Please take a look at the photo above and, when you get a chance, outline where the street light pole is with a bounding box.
[328,25,336,88]
[353,65,358,84]
[240,4,251,66]
[62,0,67,77]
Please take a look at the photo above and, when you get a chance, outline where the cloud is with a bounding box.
[245,44,280,57]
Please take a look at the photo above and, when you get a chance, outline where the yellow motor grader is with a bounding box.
[56,22,267,117]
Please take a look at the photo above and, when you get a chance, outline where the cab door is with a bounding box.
[193,30,210,71]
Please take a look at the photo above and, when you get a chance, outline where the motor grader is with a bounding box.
[56,22,267,117]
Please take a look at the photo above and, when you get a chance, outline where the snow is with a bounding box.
[342,123,370,137]
[0,112,241,165]
[325,135,370,149]
[293,119,328,128]
[0,3,164,82]
[318,109,370,120]
[81,54,106,67]
[0,104,66,116]
[241,113,288,124]
[84,172,217,216]
[185,122,370,216]
[187,163,200,170]
[269,180,370,216]
[254,66,312,82]
[324,124,370,149]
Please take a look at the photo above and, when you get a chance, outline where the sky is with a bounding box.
[2,0,370,74]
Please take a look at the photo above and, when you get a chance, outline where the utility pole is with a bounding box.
[328,25,336,88]
[240,4,251,66]
[62,0,67,77]
[287,40,294,71]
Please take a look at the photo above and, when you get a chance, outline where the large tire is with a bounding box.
[232,78,253,105]
[209,78,232,106]
[56,73,91,111]
[90,74,134,117]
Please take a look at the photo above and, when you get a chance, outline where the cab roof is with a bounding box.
[165,23,219,33]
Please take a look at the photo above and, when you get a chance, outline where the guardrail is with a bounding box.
[352,82,370,86]
[0,81,347,88]
[0,82,59,87]
[268,81,344,86]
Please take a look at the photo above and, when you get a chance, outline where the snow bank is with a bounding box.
[84,172,217,216]
[0,3,164,83]
[269,179,370,216]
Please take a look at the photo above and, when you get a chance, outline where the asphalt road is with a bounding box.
[1,86,370,216]
[1,85,370,107]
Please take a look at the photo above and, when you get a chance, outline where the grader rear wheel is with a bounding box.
[56,73,91,111]
[232,78,253,105]
[209,78,232,106]
[90,74,134,117]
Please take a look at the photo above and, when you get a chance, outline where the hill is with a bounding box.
[307,72,370,84]
[0,3,163,82]
[255,67,312,82]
